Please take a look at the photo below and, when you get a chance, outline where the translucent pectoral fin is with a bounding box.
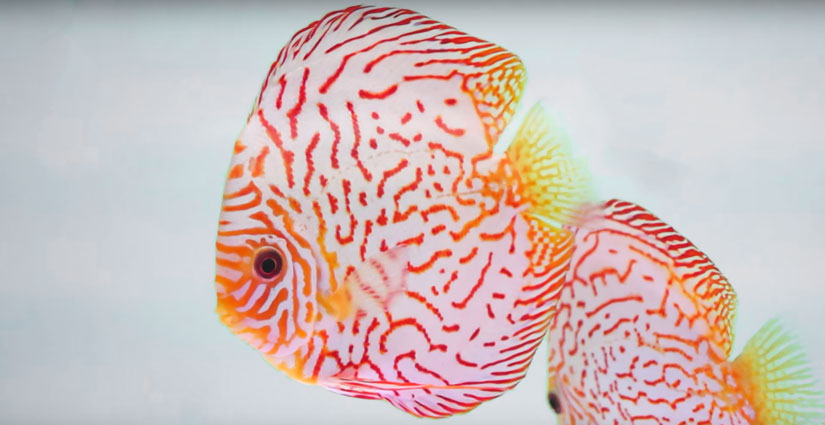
[732,318,825,424]
[506,103,593,228]
[324,245,412,320]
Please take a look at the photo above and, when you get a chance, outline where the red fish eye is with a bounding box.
[253,247,284,280]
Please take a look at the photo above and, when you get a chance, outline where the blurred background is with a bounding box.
[1,1,824,424]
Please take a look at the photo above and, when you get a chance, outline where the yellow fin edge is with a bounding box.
[732,318,825,425]
[505,103,592,228]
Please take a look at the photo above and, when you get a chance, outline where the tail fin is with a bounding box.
[732,319,825,424]
[505,103,592,228]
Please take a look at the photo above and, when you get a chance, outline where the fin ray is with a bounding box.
[732,318,825,424]
[506,103,592,228]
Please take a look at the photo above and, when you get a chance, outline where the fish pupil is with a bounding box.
[262,258,276,273]
[254,248,283,279]
[548,391,562,414]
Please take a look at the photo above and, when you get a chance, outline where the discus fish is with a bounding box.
[545,199,824,424]
[214,6,591,417]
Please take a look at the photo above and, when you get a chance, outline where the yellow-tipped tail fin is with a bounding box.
[732,319,825,425]
[506,103,592,228]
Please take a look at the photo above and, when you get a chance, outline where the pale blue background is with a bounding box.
[1,2,824,424]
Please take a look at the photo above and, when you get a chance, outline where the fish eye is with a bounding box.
[548,391,562,414]
[253,247,284,280]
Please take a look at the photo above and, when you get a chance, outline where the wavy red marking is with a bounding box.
[360,219,372,261]
[326,193,339,214]
[376,208,388,226]
[249,145,269,177]
[346,5,390,30]
[392,167,422,208]
[376,158,408,197]
[450,203,499,243]
[380,318,446,354]
[319,17,436,93]
[257,109,294,188]
[287,197,302,213]
[232,139,246,154]
[393,206,419,225]
[435,115,465,137]
[363,45,465,72]
[398,233,424,246]
[303,132,320,196]
[480,215,518,252]
[359,84,399,100]
[427,142,464,192]
[275,74,286,109]
[603,317,633,336]
[346,102,371,181]
[335,179,357,244]
[268,184,285,199]
[403,69,459,83]
[456,353,478,368]
[420,203,459,222]
[317,102,341,169]
[406,291,444,321]
[388,132,411,147]
[328,13,421,54]
[442,270,458,294]
[409,249,452,273]
[452,252,493,309]
[286,67,309,139]
[458,247,478,264]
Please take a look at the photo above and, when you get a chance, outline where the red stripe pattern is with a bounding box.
[215,6,572,417]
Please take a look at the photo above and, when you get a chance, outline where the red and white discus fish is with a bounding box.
[546,199,824,424]
[214,5,591,417]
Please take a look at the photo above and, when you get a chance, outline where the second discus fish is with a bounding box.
[545,199,824,424]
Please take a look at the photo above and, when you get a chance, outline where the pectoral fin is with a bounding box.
[322,245,412,320]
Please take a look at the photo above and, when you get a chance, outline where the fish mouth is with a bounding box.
[215,303,241,327]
